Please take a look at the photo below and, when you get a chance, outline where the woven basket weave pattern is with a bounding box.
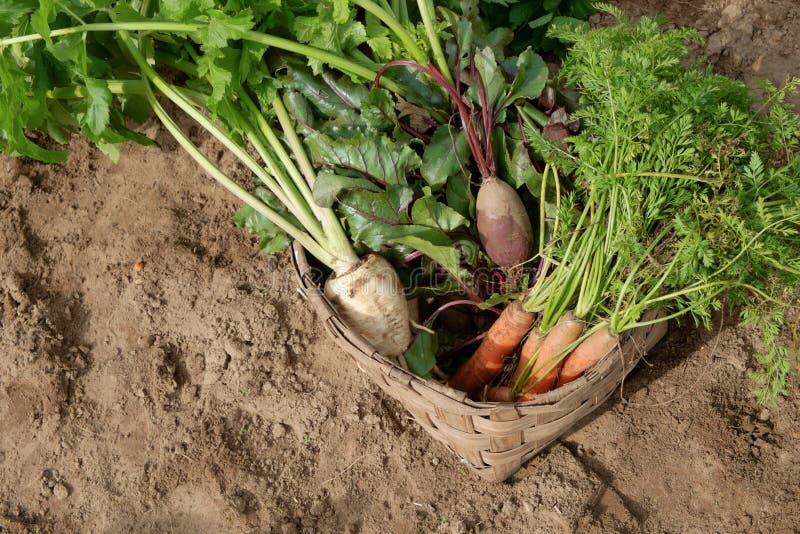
[292,244,667,482]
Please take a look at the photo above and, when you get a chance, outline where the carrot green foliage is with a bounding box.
[523,8,800,404]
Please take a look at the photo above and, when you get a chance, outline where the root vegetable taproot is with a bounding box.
[518,311,583,394]
[447,301,536,394]
[484,385,535,402]
[509,331,546,387]
[476,177,535,267]
[558,325,618,385]
[324,254,412,358]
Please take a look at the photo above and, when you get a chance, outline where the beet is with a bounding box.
[476,177,534,267]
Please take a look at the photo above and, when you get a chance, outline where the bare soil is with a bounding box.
[1,1,799,532]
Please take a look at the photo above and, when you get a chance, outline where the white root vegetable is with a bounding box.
[122,34,413,359]
[325,254,412,357]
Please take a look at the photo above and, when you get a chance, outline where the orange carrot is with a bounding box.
[485,386,535,403]
[520,311,583,394]
[447,301,536,394]
[558,325,618,385]
[509,331,546,387]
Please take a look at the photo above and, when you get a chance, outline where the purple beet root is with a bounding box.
[476,177,534,267]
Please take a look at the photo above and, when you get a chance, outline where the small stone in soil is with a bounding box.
[223,338,247,360]
[362,414,380,426]
[309,499,326,516]
[52,483,69,500]
[15,174,34,190]
[740,417,755,433]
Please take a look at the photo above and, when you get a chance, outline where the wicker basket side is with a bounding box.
[291,243,667,482]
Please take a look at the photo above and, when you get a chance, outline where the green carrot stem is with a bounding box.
[613,171,721,184]
[538,163,550,257]
[519,103,549,128]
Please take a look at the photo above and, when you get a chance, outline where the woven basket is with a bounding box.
[291,243,668,482]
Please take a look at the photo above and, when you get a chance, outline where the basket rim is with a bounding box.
[291,242,662,411]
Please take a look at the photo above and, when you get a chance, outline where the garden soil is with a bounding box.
[1,1,799,532]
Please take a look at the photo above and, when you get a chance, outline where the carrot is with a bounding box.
[519,311,583,394]
[558,325,618,385]
[484,386,535,403]
[447,301,536,394]
[509,331,546,387]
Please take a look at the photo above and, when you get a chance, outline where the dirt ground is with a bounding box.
[1,1,799,532]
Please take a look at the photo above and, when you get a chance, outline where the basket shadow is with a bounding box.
[514,316,738,521]
[553,310,738,440]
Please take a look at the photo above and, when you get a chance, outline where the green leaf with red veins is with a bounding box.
[470,46,506,110]
[305,131,421,186]
[312,171,381,208]
[411,194,469,233]
[340,185,439,249]
[393,235,467,279]
[340,186,414,227]
[361,88,397,130]
[421,125,471,190]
